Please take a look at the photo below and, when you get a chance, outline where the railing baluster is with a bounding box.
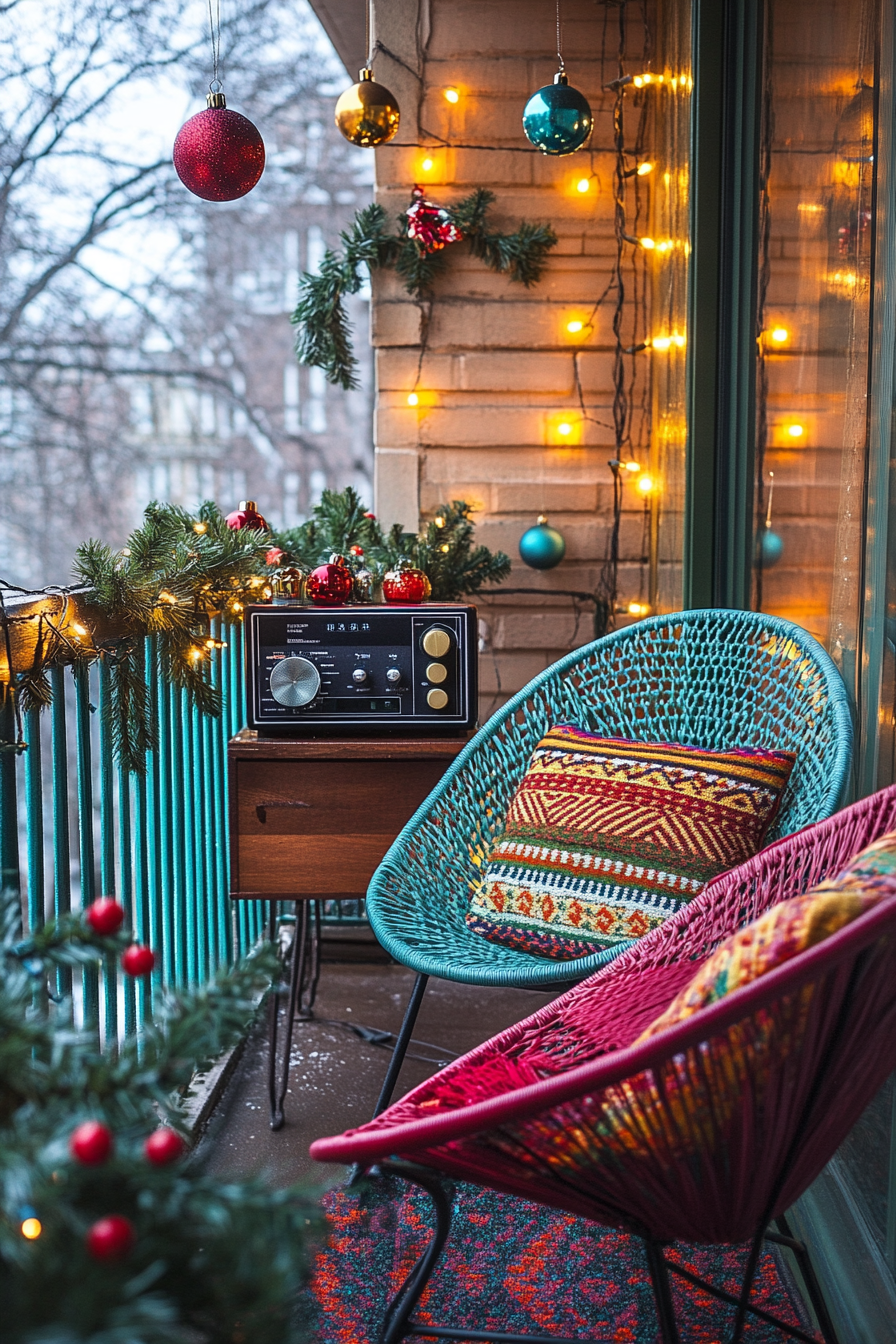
[156,651,175,990]
[133,760,151,1027]
[169,683,188,988]
[0,699,21,899]
[23,706,44,932]
[211,618,232,969]
[182,690,198,987]
[74,663,99,1041]
[145,637,164,1002]
[117,761,135,1036]
[97,664,118,1044]
[50,667,72,998]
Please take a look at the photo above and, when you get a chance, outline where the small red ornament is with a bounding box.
[173,92,265,202]
[144,1128,186,1166]
[265,546,285,566]
[306,554,354,606]
[121,944,155,977]
[85,898,125,936]
[86,1215,135,1262]
[70,1120,114,1166]
[364,511,376,520]
[382,561,432,604]
[406,185,463,254]
[225,499,267,531]
[349,544,364,557]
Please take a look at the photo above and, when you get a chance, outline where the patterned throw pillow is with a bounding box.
[638,829,896,1040]
[465,725,796,960]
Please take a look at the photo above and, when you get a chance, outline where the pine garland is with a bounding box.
[0,890,319,1342]
[290,189,558,389]
[1,491,509,772]
[271,489,511,601]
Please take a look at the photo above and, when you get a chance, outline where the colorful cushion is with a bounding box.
[638,829,896,1042]
[465,725,796,961]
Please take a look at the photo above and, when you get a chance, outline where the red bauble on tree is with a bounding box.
[306,554,354,606]
[225,499,268,530]
[173,91,265,202]
[85,897,125,937]
[265,546,285,566]
[144,1128,186,1166]
[121,944,155,977]
[70,1120,114,1166]
[406,185,463,253]
[86,1215,136,1262]
[382,559,431,604]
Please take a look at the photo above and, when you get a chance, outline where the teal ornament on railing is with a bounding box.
[523,71,593,156]
[519,516,566,569]
[759,528,784,568]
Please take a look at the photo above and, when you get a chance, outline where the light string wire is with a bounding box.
[207,0,221,90]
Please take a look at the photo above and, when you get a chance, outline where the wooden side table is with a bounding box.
[227,730,471,1127]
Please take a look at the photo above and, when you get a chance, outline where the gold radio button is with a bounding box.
[421,626,451,658]
[426,687,449,710]
[426,662,448,684]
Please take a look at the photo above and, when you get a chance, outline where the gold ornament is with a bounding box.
[335,68,400,147]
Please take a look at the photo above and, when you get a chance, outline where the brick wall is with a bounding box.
[370,0,660,720]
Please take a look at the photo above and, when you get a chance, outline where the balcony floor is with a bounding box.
[195,933,558,1187]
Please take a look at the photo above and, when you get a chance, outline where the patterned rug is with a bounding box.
[309,1176,819,1343]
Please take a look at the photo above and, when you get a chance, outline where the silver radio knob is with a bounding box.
[385,667,402,685]
[352,667,368,685]
[269,656,321,708]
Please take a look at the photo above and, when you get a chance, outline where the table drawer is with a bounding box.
[229,754,455,898]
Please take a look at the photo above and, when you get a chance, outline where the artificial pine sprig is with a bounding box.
[290,188,557,389]
[272,489,511,600]
[0,890,319,1343]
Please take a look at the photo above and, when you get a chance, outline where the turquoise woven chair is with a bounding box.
[366,608,853,1115]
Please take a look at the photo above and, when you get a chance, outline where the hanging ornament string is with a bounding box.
[207,0,221,92]
[556,0,564,73]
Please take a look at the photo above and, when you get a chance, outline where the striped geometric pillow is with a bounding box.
[465,725,796,961]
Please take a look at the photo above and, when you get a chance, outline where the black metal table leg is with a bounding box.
[268,900,322,1130]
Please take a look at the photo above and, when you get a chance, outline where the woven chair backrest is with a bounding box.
[312,899,896,1246]
[371,609,852,956]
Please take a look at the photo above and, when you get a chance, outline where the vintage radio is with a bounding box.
[246,603,477,734]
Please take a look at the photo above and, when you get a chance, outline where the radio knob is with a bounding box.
[426,662,448,684]
[269,656,321,708]
[421,626,451,658]
[427,687,449,710]
[385,667,402,684]
[352,668,368,685]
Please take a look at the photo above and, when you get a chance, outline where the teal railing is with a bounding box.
[0,615,270,1043]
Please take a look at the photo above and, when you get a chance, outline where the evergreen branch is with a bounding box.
[291,188,557,384]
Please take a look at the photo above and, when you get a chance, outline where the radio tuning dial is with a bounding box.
[427,687,449,710]
[421,626,451,658]
[269,656,321,708]
[352,668,368,685]
[386,667,402,685]
[426,662,448,684]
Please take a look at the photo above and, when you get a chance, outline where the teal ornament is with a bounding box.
[759,529,783,568]
[519,516,566,570]
[522,70,593,156]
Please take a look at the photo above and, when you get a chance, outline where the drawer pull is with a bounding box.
[256,800,312,824]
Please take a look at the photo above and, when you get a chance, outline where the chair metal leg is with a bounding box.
[731,1225,770,1344]
[768,1217,841,1344]
[644,1239,681,1344]
[372,972,429,1119]
[377,1161,454,1344]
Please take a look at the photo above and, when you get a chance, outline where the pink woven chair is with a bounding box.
[312,785,896,1344]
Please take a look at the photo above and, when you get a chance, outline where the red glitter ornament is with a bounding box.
[405,185,463,254]
[225,499,267,530]
[173,92,265,203]
[306,554,354,606]
[121,944,155,977]
[349,544,364,557]
[144,1128,186,1166]
[86,1215,135,1262]
[85,897,125,936]
[382,561,431,604]
[70,1120,114,1166]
